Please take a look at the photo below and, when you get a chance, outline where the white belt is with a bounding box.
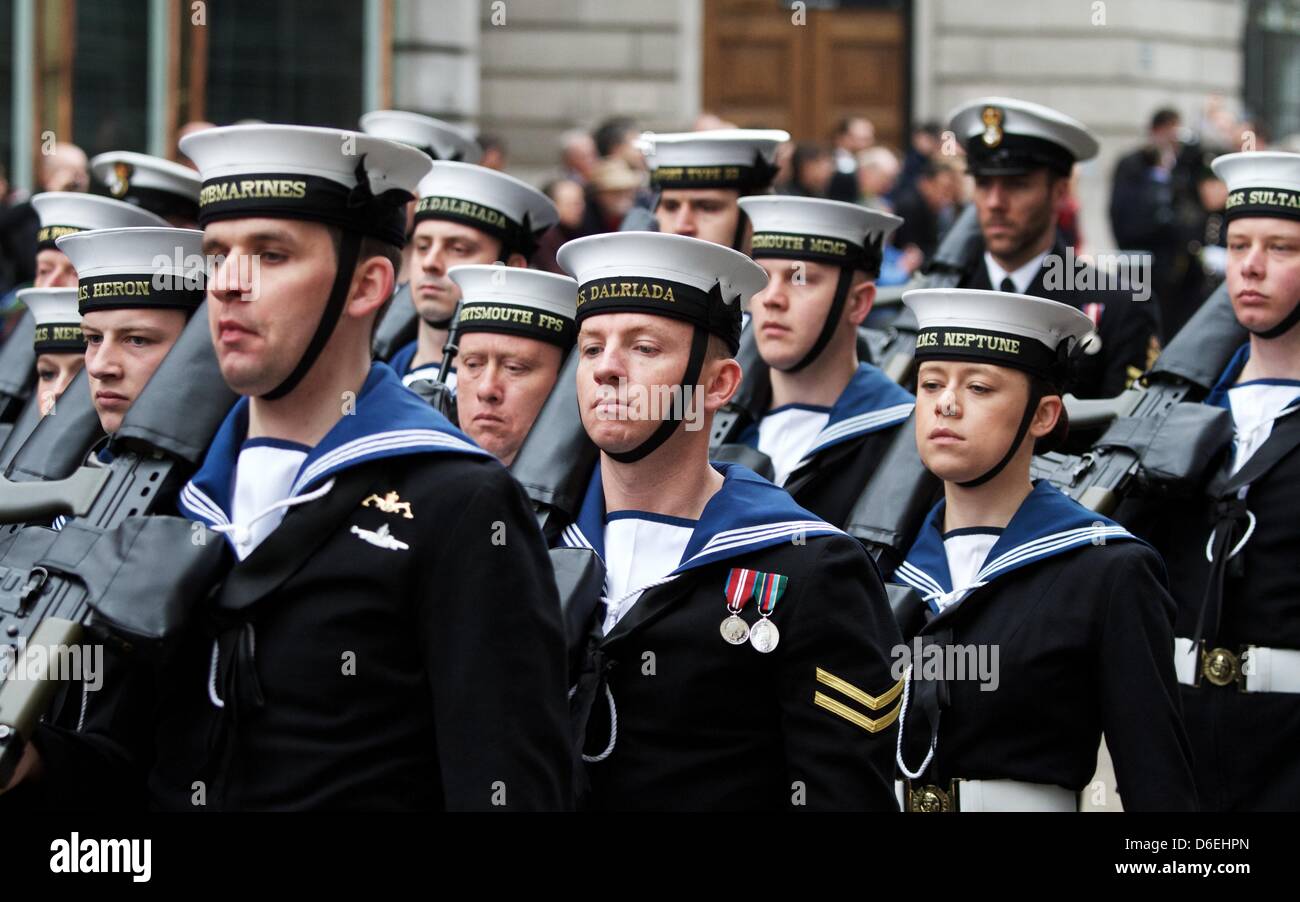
[895,779,1077,812]
[1174,637,1300,693]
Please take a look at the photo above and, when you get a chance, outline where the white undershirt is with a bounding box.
[229,440,310,560]
[757,405,831,485]
[1226,382,1300,475]
[601,513,695,633]
[985,249,1050,295]
[939,529,1001,610]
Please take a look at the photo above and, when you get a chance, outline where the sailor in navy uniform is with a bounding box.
[891,288,1197,812]
[642,128,788,250]
[24,124,572,811]
[723,195,929,528]
[445,265,576,466]
[949,97,1160,399]
[555,231,904,811]
[90,151,203,228]
[1123,151,1300,810]
[387,163,558,390]
[30,191,166,288]
[21,286,85,416]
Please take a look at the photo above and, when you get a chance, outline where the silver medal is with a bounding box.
[749,617,780,653]
[720,614,750,645]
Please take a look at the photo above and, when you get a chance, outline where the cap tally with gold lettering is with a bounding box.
[641,129,789,192]
[558,231,767,355]
[360,110,483,163]
[21,287,85,354]
[31,193,168,251]
[448,265,577,350]
[90,151,202,223]
[57,227,206,316]
[948,97,1098,177]
[739,195,901,274]
[179,123,431,247]
[904,287,1095,388]
[414,162,558,258]
[1212,151,1300,224]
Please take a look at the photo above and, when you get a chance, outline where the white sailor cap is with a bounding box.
[359,110,483,163]
[640,128,789,191]
[557,231,768,353]
[57,227,206,316]
[948,97,1099,176]
[414,161,558,258]
[903,287,1095,387]
[738,195,902,274]
[1211,151,1300,224]
[90,151,202,222]
[179,123,432,246]
[448,265,577,349]
[31,192,168,250]
[19,287,85,354]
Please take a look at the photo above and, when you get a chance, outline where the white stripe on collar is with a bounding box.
[896,560,943,597]
[293,428,481,494]
[180,483,231,527]
[562,522,594,551]
[977,525,1131,580]
[684,518,840,563]
[801,401,914,461]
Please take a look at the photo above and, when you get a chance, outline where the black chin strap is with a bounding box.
[606,326,711,464]
[730,209,749,252]
[957,384,1045,489]
[781,265,855,374]
[262,230,363,401]
[422,314,454,330]
[1249,298,1300,339]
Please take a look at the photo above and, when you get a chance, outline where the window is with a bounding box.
[72,0,151,156]
[1245,0,1300,142]
[0,0,13,184]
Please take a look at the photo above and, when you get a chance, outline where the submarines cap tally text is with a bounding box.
[739,194,901,372]
[558,231,767,463]
[903,287,1095,487]
[447,265,578,350]
[57,227,206,316]
[21,287,85,354]
[179,123,432,400]
[31,192,168,251]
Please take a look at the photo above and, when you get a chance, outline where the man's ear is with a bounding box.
[1028,393,1063,440]
[703,355,742,414]
[505,252,529,268]
[846,275,876,326]
[347,254,395,321]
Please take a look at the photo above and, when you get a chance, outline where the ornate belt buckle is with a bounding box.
[1200,644,1243,689]
[905,780,957,812]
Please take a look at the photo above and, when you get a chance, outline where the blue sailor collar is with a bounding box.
[388,339,418,377]
[1206,342,1300,413]
[559,461,842,575]
[179,362,488,528]
[740,362,913,459]
[895,480,1141,613]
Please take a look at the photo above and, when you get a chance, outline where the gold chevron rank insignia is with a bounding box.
[812,667,903,734]
[361,491,414,519]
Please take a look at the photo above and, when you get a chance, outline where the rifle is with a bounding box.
[1029,282,1242,515]
[0,303,236,783]
[372,282,418,362]
[407,298,461,421]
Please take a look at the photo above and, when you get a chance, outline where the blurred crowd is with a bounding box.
[1,93,1294,345]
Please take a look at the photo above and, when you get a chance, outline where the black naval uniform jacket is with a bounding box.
[733,362,925,531]
[959,236,1160,399]
[1118,343,1300,810]
[558,462,905,811]
[893,481,1198,811]
[32,364,573,811]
